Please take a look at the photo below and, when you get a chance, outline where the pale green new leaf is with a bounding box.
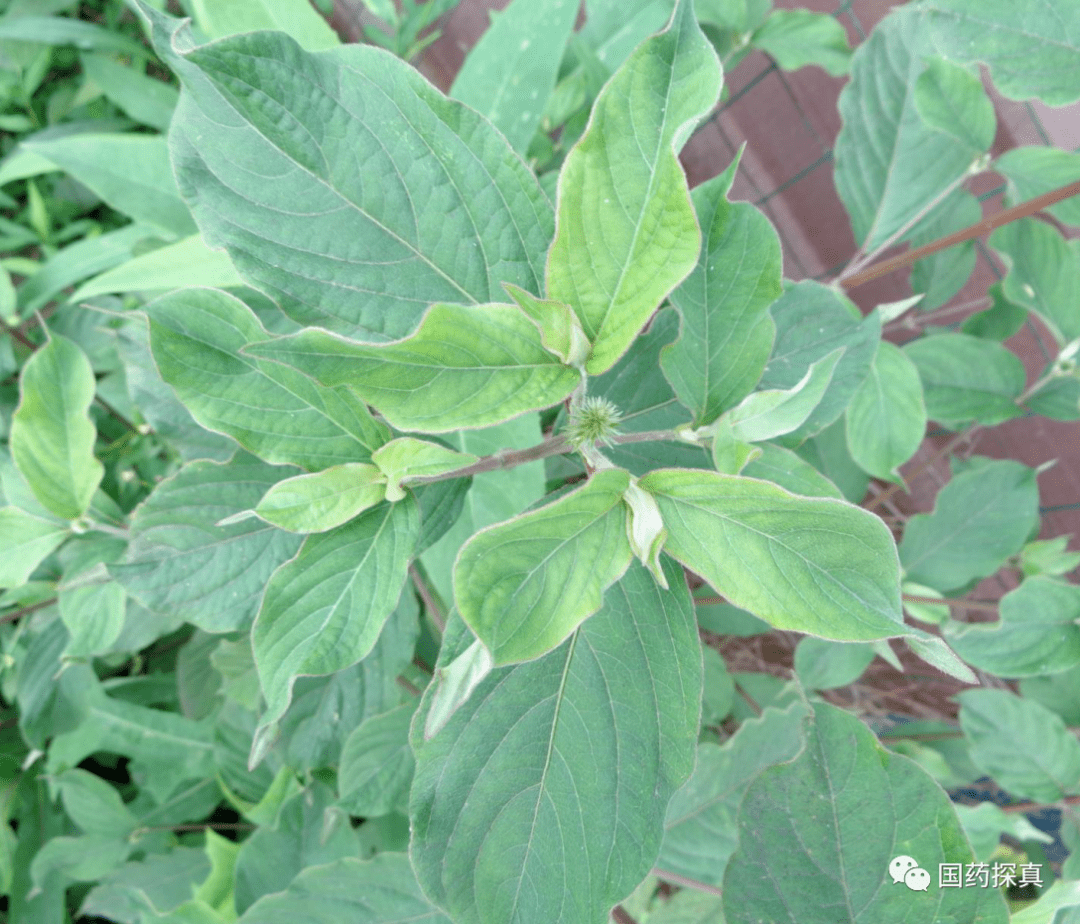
[794,637,876,691]
[23,134,195,238]
[145,288,390,470]
[142,8,552,340]
[11,334,103,521]
[72,234,244,302]
[659,701,810,886]
[751,10,852,76]
[372,438,479,503]
[547,0,722,374]
[740,443,844,500]
[503,284,591,368]
[412,559,700,924]
[189,0,339,50]
[913,57,996,154]
[722,701,1008,924]
[946,576,1080,678]
[990,217,1080,345]
[252,496,419,747]
[639,468,905,641]
[898,458,1039,593]
[56,768,136,839]
[959,689,1080,802]
[110,455,304,633]
[246,303,579,433]
[454,468,633,665]
[237,854,449,923]
[725,348,842,444]
[253,464,387,533]
[995,146,1080,228]
[834,8,979,251]
[924,0,1080,107]
[450,0,578,153]
[844,341,926,482]
[660,155,781,425]
[903,332,1025,428]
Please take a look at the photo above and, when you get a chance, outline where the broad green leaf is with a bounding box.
[659,701,809,886]
[794,637,875,691]
[924,0,1080,106]
[79,848,211,922]
[0,15,147,56]
[338,703,416,817]
[115,316,237,463]
[372,438,478,502]
[143,9,552,341]
[546,0,722,374]
[423,637,495,741]
[453,468,633,665]
[420,415,546,607]
[110,455,304,633]
[252,496,419,748]
[660,156,781,425]
[245,303,579,434]
[844,341,926,482]
[701,646,734,726]
[233,784,361,915]
[913,57,995,154]
[996,146,1080,229]
[898,458,1039,593]
[1012,881,1080,924]
[81,53,179,132]
[960,281,1027,341]
[11,334,103,520]
[834,8,979,251]
[58,578,125,662]
[758,281,880,443]
[46,681,215,803]
[990,218,1080,346]
[945,576,1080,678]
[145,288,390,470]
[30,835,132,897]
[902,332,1025,428]
[23,134,194,238]
[751,10,852,76]
[958,689,1080,802]
[72,234,244,301]
[189,0,339,50]
[194,829,239,917]
[902,632,977,684]
[252,464,387,533]
[56,768,136,839]
[411,559,700,924]
[450,0,578,153]
[725,348,843,443]
[15,223,148,313]
[0,507,68,588]
[740,442,844,500]
[237,854,449,923]
[909,191,981,310]
[638,468,906,641]
[722,701,1008,924]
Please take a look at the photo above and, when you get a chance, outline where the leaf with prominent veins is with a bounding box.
[245,302,580,434]
[546,0,723,375]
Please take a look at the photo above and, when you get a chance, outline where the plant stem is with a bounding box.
[838,170,973,285]
[408,429,681,487]
[902,594,998,613]
[0,598,57,625]
[410,563,446,633]
[611,905,640,924]
[863,426,981,513]
[840,178,1080,289]
[652,869,725,897]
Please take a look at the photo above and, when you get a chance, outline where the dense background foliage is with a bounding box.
[2,0,1080,922]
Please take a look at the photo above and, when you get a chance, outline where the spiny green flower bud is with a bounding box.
[565,397,623,450]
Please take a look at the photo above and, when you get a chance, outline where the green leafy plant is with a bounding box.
[3,0,1080,921]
